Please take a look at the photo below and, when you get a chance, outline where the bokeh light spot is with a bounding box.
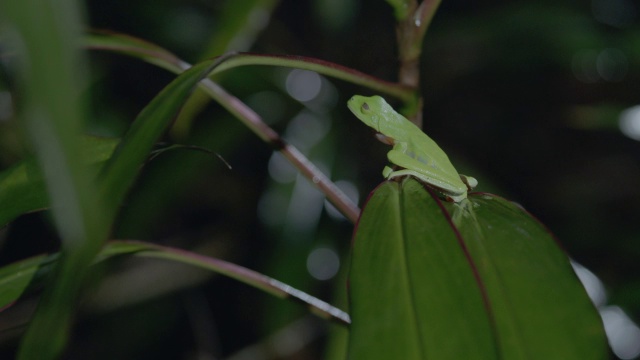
[596,48,627,82]
[592,0,636,28]
[618,105,640,141]
[601,306,640,359]
[307,247,340,280]
[268,152,297,183]
[572,261,607,307]
[286,70,322,102]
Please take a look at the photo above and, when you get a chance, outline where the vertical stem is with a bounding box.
[393,0,443,127]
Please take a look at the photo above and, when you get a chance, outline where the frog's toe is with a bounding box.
[460,175,478,190]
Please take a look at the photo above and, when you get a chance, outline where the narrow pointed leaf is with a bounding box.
[84,31,183,73]
[2,0,111,356]
[0,254,54,311]
[0,137,119,228]
[0,241,350,325]
[0,159,48,228]
[85,32,415,103]
[348,178,497,359]
[86,32,363,222]
[98,59,219,220]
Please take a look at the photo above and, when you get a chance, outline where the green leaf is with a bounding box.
[0,254,55,312]
[87,32,364,222]
[348,177,607,359]
[2,0,111,357]
[85,30,183,73]
[98,58,221,221]
[0,137,119,228]
[85,32,416,104]
[0,241,350,325]
[447,193,607,359]
[348,178,496,359]
[0,158,48,228]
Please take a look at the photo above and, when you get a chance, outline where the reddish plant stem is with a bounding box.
[394,0,442,126]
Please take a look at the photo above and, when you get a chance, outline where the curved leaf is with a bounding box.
[348,178,496,359]
[0,241,350,325]
[98,58,223,221]
[86,32,415,103]
[3,0,113,356]
[0,137,119,228]
[0,254,55,312]
[86,31,362,222]
[447,193,607,359]
[348,178,607,359]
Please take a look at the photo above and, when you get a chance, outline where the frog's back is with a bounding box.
[407,128,464,185]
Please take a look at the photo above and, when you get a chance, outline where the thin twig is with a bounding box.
[87,34,362,223]
[173,60,362,223]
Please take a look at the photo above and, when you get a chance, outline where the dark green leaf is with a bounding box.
[2,0,112,356]
[447,193,608,359]
[86,31,183,73]
[0,254,54,311]
[0,137,119,228]
[98,59,219,221]
[348,177,607,359]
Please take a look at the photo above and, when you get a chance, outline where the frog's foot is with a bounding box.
[460,174,478,190]
[447,193,467,203]
[382,166,394,178]
[388,169,469,203]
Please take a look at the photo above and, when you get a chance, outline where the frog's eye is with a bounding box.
[361,102,370,113]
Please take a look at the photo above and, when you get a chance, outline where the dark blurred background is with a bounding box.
[1,0,639,359]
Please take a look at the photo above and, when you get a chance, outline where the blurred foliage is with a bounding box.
[0,0,639,359]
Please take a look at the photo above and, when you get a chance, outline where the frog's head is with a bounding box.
[347,95,387,132]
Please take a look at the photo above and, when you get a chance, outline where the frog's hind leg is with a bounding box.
[385,169,414,181]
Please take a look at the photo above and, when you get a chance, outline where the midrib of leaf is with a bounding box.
[398,184,427,359]
[451,199,532,360]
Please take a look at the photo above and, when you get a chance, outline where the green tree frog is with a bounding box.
[348,95,477,202]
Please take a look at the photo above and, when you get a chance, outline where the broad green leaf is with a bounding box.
[447,194,607,359]
[0,241,350,325]
[349,177,607,359]
[0,137,119,228]
[348,178,496,359]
